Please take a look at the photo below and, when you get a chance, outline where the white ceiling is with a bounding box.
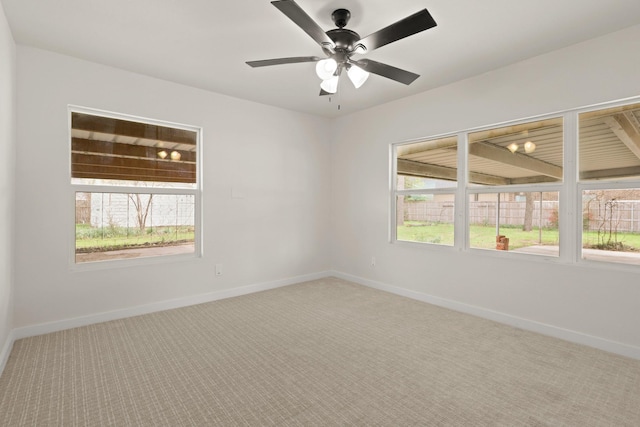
[3,0,640,118]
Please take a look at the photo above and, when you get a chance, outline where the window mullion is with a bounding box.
[389,144,398,242]
[456,132,467,250]
[562,112,578,263]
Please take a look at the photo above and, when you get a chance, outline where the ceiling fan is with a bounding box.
[246,0,437,95]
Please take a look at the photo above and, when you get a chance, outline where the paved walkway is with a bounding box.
[76,243,194,263]
[513,245,640,265]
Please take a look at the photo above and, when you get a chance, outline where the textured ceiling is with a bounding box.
[3,0,640,117]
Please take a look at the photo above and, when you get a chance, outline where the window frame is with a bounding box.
[391,96,640,270]
[69,105,203,270]
[390,133,461,249]
[576,99,640,266]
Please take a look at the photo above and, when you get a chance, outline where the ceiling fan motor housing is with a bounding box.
[326,9,361,52]
[326,28,360,52]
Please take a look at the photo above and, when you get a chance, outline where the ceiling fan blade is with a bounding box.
[271,0,336,51]
[246,56,319,67]
[353,59,419,85]
[357,9,436,53]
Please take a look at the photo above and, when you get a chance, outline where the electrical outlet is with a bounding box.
[215,264,223,276]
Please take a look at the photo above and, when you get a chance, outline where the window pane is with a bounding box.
[75,192,195,263]
[582,189,640,265]
[579,102,640,181]
[469,192,559,256]
[396,136,458,189]
[396,194,454,245]
[468,118,563,186]
[71,112,197,188]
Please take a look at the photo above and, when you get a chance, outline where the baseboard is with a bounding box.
[12,270,332,341]
[331,270,640,360]
[9,270,639,362]
[0,329,16,377]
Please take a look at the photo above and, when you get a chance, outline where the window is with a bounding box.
[579,102,640,265]
[71,108,201,264]
[393,99,640,267]
[468,191,559,255]
[394,135,457,246]
[468,118,563,186]
[467,118,563,256]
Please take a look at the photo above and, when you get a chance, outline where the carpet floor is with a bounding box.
[1,277,639,426]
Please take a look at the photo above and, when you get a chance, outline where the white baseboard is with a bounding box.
[330,270,640,360]
[0,329,15,376]
[6,269,639,372]
[12,271,331,341]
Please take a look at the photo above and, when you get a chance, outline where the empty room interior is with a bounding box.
[1,0,640,425]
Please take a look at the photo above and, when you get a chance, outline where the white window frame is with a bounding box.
[390,133,460,250]
[69,105,203,270]
[390,96,640,271]
[575,99,640,268]
[464,113,565,258]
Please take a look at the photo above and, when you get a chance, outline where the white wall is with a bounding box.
[13,46,332,328]
[0,3,16,364]
[8,21,640,359]
[331,25,640,353]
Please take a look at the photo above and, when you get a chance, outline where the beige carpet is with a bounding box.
[1,277,639,426]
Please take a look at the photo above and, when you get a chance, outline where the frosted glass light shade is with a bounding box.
[524,141,536,153]
[315,58,338,80]
[347,65,369,89]
[320,75,339,94]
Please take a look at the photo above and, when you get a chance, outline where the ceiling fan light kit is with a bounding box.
[347,64,369,89]
[246,0,437,98]
[320,75,340,94]
[316,58,338,80]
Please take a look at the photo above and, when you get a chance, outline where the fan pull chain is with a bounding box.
[327,96,341,111]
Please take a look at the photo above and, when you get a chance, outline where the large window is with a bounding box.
[392,97,640,267]
[579,102,640,265]
[71,108,201,265]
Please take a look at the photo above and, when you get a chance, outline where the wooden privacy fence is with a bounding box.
[403,201,558,228]
[403,200,640,232]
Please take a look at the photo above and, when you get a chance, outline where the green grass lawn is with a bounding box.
[397,221,640,251]
[76,224,194,252]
